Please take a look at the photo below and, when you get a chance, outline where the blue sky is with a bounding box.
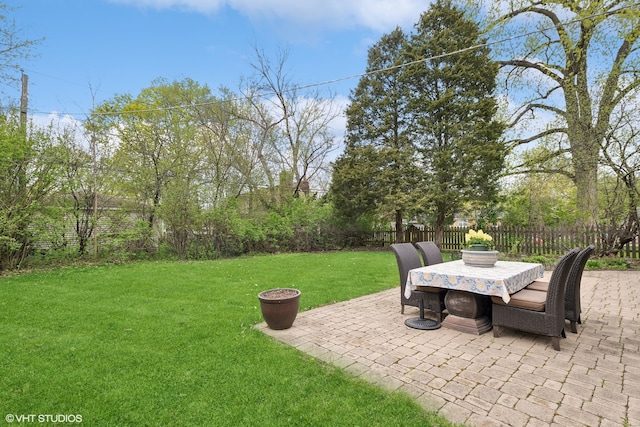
[8,0,431,122]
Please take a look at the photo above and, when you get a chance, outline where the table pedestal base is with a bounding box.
[442,314,492,335]
[441,290,492,335]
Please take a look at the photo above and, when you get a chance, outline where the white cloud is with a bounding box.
[108,0,429,32]
[31,112,90,149]
[29,111,83,135]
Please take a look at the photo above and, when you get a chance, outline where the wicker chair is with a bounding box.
[491,248,579,351]
[390,243,447,322]
[415,241,444,266]
[527,245,595,333]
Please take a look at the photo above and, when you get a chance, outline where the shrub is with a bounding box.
[522,255,554,265]
[586,257,629,270]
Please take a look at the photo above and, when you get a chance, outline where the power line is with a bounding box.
[29,3,640,119]
[23,68,87,87]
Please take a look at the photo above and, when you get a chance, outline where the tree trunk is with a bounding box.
[435,209,445,249]
[572,150,599,227]
[565,77,600,227]
[395,209,404,243]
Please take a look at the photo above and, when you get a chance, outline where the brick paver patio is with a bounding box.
[256,270,639,427]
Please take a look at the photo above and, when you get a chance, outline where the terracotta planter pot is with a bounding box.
[258,288,301,330]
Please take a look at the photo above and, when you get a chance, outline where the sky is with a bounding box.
[7,0,432,128]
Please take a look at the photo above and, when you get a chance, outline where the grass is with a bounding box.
[0,251,458,426]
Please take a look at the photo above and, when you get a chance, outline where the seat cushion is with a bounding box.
[415,285,445,294]
[491,289,547,311]
[526,280,549,292]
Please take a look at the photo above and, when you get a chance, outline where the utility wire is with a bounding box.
[29,3,640,119]
[23,68,87,87]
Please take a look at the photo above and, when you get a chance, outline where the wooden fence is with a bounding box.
[367,225,640,258]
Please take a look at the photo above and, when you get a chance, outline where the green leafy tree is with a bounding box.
[57,127,97,255]
[500,172,577,227]
[92,78,210,257]
[403,0,506,245]
[0,114,60,270]
[598,94,640,254]
[332,27,424,243]
[157,174,202,260]
[331,145,380,224]
[194,88,272,210]
[484,0,640,227]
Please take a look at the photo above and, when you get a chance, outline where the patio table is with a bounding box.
[406,260,544,334]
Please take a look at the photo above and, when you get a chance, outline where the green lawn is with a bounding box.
[0,251,458,426]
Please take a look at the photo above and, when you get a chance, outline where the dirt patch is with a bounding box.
[259,289,300,300]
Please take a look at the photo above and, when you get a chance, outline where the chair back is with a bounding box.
[415,241,444,266]
[545,248,579,328]
[390,243,423,302]
[565,245,595,319]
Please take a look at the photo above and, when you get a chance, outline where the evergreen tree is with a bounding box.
[332,0,505,245]
[332,27,424,242]
[403,0,506,244]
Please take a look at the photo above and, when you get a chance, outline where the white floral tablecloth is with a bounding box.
[406,260,544,303]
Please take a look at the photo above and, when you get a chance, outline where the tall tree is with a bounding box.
[485,0,640,227]
[57,126,99,255]
[232,94,290,210]
[499,167,577,227]
[93,78,210,256]
[403,0,506,245]
[191,88,259,208]
[0,114,60,270]
[332,27,423,242]
[598,92,640,255]
[247,47,341,200]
